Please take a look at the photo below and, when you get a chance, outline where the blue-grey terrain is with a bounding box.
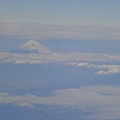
[0,40,120,120]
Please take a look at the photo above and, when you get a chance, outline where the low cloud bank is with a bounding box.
[0,86,120,120]
[0,52,120,75]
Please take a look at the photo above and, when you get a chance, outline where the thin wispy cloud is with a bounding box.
[0,23,120,40]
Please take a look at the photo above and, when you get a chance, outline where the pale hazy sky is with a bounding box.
[0,0,120,27]
[0,0,120,41]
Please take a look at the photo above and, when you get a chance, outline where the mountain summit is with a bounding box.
[14,40,53,54]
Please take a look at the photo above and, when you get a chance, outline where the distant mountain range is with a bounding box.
[12,40,53,54]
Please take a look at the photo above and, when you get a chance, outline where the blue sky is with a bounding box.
[0,0,120,27]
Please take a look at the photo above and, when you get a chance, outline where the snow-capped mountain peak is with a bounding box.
[20,40,41,51]
[16,40,53,54]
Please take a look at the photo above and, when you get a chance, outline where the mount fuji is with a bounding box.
[12,40,53,54]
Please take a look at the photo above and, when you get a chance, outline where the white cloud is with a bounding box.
[0,52,120,64]
[77,62,89,66]
[0,23,120,40]
[0,52,120,75]
[0,86,120,120]
[97,65,120,75]
[75,62,120,75]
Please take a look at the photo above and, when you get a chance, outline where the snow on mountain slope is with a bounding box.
[15,40,53,54]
